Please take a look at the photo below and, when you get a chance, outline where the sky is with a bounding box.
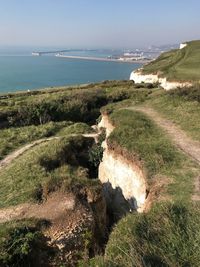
[0,0,200,49]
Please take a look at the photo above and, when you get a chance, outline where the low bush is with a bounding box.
[168,84,200,103]
[0,80,153,128]
[0,220,53,267]
[1,88,108,127]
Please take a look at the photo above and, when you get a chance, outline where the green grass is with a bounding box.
[0,135,100,208]
[0,219,52,267]
[0,80,199,266]
[0,219,40,248]
[0,121,94,160]
[90,203,200,267]
[0,121,71,160]
[107,109,198,203]
[0,80,155,128]
[0,80,132,113]
[141,40,200,82]
[85,104,200,267]
[56,122,94,136]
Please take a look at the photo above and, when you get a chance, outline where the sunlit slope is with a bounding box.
[142,40,200,82]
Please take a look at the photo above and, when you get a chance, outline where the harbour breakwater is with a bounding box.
[55,54,148,64]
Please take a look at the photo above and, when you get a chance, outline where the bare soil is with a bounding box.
[0,192,75,224]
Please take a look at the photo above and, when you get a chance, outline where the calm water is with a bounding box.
[0,48,141,93]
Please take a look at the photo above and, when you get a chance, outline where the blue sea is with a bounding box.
[0,47,142,93]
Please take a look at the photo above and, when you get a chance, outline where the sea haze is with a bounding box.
[0,47,142,93]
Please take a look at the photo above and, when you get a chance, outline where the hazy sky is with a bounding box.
[0,0,200,48]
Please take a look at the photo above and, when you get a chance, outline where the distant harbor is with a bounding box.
[32,49,152,63]
[55,54,150,63]
[32,49,71,56]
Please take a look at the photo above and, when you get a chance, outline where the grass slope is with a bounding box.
[0,121,93,160]
[107,109,198,203]
[86,108,200,267]
[89,204,200,267]
[0,80,199,266]
[142,40,200,82]
[0,136,99,208]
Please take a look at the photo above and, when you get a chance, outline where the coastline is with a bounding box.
[55,54,149,64]
[0,56,142,94]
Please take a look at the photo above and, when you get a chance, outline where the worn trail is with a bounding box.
[0,132,99,172]
[128,106,200,200]
[0,131,100,223]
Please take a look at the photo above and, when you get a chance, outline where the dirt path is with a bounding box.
[0,137,59,171]
[0,192,76,224]
[0,130,100,223]
[128,106,200,200]
[0,132,100,172]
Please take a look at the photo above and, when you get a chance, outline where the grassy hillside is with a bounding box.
[100,107,199,204]
[86,104,200,267]
[141,40,200,82]
[88,204,200,267]
[0,121,94,160]
[0,135,101,208]
[0,80,200,266]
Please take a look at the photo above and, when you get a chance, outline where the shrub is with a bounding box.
[89,143,104,169]
[31,183,43,203]
[0,224,51,267]
[168,84,200,102]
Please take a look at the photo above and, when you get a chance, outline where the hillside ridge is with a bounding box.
[130,40,200,90]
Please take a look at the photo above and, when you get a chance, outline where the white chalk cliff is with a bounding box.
[130,43,192,90]
[98,115,147,212]
[130,71,192,90]
[180,43,187,49]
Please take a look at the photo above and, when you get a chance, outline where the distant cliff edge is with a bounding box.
[130,40,200,90]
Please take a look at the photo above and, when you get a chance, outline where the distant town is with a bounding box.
[32,44,179,63]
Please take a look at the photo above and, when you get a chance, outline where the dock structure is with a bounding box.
[32,52,41,56]
[32,49,71,56]
[55,54,149,64]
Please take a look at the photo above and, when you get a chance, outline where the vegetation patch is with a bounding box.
[0,121,74,160]
[141,40,200,82]
[0,80,155,128]
[0,219,53,267]
[106,109,197,203]
[0,135,101,208]
[0,79,199,266]
[89,203,200,267]
[56,122,94,136]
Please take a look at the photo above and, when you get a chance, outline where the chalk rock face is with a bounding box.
[130,71,159,84]
[98,116,147,212]
[130,70,192,90]
[99,143,147,212]
[180,43,187,49]
[130,42,193,90]
[98,114,114,137]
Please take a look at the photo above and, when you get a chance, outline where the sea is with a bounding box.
[0,47,142,93]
